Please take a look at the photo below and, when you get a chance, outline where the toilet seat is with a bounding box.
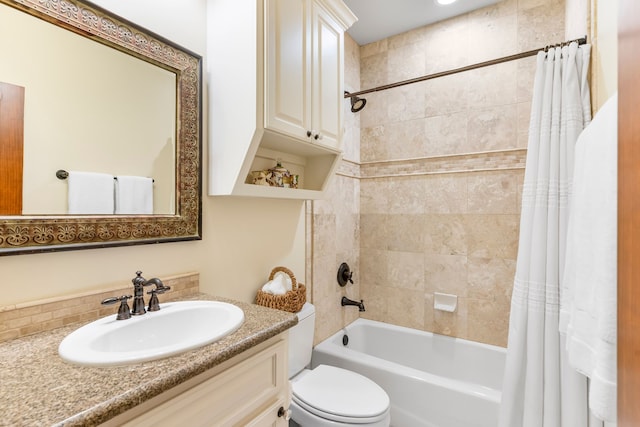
[292,365,390,424]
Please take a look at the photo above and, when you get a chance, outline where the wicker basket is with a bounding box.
[255,266,306,313]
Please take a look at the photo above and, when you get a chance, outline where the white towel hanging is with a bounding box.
[67,171,115,214]
[560,93,618,423]
[115,176,153,214]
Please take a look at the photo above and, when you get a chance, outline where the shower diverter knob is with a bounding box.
[337,262,354,287]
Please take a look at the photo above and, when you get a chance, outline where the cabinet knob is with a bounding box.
[277,406,291,420]
[314,133,321,140]
[306,130,312,137]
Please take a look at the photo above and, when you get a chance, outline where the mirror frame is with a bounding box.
[0,0,202,255]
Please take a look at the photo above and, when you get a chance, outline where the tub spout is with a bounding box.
[341,296,365,312]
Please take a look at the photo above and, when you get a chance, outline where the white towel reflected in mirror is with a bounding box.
[115,176,153,214]
[67,171,115,214]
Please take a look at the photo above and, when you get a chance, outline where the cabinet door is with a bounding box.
[311,3,343,150]
[121,339,287,427]
[265,0,311,140]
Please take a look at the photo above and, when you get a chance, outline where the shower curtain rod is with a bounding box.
[344,35,588,99]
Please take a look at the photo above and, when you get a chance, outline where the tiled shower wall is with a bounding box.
[309,0,566,347]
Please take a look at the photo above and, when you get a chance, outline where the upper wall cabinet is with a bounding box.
[207,0,357,199]
[266,0,343,150]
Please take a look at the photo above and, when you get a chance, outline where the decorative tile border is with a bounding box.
[362,149,527,177]
[336,158,361,178]
[337,149,527,179]
[0,272,199,343]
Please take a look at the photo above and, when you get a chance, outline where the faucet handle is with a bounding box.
[148,284,171,294]
[147,285,171,312]
[101,295,132,320]
[337,263,354,287]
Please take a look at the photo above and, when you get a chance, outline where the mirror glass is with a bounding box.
[1,3,176,215]
[0,0,202,255]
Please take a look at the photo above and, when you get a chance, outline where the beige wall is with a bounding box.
[310,0,567,348]
[592,0,618,110]
[0,0,306,308]
[565,0,590,40]
[565,0,618,110]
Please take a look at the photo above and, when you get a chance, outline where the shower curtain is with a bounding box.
[498,43,595,427]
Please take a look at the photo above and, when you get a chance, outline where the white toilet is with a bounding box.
[288,303,391,426]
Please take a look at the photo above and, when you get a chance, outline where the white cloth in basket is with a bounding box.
[261,272,293,295]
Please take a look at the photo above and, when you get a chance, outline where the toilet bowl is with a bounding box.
[290,365,391,426]
[288,303,391,426]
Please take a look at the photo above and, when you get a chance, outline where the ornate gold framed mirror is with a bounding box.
[0,0,202,255]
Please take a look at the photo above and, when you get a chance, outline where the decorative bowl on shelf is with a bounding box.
[249,160,298,188]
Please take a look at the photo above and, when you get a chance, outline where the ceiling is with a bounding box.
[343,0,501,46]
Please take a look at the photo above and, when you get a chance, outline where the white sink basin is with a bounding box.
[58,300,244,367]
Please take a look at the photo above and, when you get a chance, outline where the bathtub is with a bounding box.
[311,319,506,427]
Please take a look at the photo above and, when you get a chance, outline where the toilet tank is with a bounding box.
[288,302,315,378]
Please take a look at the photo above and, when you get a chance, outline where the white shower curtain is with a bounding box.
[498,43,595,427]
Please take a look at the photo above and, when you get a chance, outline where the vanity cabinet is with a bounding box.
[106,335,289,427]
[207,0,356,199]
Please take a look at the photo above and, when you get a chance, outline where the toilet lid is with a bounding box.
[292,365,389,422]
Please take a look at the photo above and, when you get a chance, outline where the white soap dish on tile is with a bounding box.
[434,292,457,313]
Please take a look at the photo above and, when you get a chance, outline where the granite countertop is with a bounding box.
[0,294,297,427]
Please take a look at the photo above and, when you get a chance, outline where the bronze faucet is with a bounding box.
[131,271,171,315]
[101,271,170,320]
